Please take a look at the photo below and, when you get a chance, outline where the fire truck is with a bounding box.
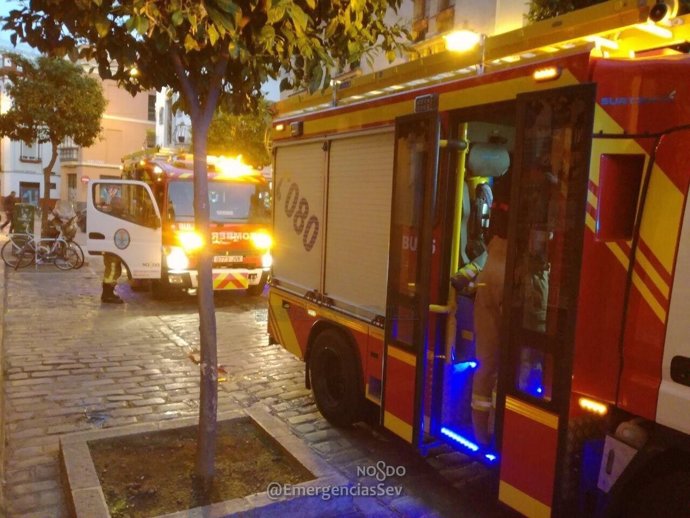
[268,1,690,516]
[86,151,272,297]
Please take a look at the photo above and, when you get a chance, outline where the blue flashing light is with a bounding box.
[440,427,479,452]
[484,453,498,463]
[453,360,478,373]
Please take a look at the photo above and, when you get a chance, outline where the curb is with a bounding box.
[0,237,6,516]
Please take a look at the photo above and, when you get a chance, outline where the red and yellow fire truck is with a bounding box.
[86,151,272,297]
[268,1,690,516]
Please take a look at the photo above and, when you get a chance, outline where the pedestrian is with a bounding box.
[470,174,510,447]
[101,196,125,304]
[0,190,17,233]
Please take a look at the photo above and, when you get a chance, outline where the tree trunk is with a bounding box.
[41,143,59,237]
[191,113,218,500]
[169,48,227,504]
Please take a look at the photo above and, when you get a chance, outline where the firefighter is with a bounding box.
[101,196,125,304]
[471,174,510,447]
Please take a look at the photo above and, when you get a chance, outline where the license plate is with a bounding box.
[214,255,243,263]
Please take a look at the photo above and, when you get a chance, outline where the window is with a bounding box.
[148,94,156,122]
[93,182,159,229]
[68,174,77,190]
[167,180,271,224]
[59,137,79,162]
[20,140,40,162]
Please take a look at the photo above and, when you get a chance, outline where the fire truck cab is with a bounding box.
[86,151,273,297]
[269,1,690,516]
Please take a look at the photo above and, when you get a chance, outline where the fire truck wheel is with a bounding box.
[247,271,269,296]
[247,280,266,296]
[310,329,363,427]
[151,278,171,300]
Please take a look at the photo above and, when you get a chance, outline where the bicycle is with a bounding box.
[1,219,81,271]
[46,213,84,269]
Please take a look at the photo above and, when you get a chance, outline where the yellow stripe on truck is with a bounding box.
[268,290,303,360]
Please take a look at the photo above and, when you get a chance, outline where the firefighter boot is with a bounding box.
[101,283,123,304]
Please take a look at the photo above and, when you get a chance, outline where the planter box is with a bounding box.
[60,406,351,517]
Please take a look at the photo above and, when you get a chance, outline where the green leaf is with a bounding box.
[213,0,240,16]
[184,34,200,51]
[207,24,220,45]
[207,5,236,32]
[95,19,110,37]
[289,6,309,33]
[266,5,286,24]
[172,11,184,26]
[135,16,149,35]
[325,19,338,38]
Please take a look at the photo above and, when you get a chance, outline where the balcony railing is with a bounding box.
[59,146,80,163]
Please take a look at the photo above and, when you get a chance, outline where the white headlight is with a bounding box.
[262,252,273,268]
[167,247,189,271]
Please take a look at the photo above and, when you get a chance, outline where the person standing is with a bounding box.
[471,175,510,447]
[0,191,17,233]
[101,196,125,304]
[101,252,124,304]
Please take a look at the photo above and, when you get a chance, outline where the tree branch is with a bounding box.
[170,48,201,119]
[202,55,229,123]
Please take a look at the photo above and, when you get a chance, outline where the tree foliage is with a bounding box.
[207,100,272,167]
[527,0,690,22]
[4,0,409,116]
[0,53,106,232]
[2,0,410,496]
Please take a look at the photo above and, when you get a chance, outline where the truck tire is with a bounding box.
[151,276,171,300]
[247,271,269,296]
[129,278,150,292]
[310,329,363,427]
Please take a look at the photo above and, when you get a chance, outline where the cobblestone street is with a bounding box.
[0,239,515,518]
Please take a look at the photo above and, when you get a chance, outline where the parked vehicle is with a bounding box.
[268,2,690,517]
[85,151,273,297]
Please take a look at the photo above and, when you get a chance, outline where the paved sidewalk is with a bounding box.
[0,233,511,518]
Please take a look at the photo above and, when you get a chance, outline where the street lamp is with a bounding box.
[443,30,487,74]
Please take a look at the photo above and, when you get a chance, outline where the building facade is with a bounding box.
[0,48,156,209]
[278,0,527,97]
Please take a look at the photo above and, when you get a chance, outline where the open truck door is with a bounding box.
[86,179,162,279]
[382,110,441,446]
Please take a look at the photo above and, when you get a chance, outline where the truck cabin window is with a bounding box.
[167,181,270,224]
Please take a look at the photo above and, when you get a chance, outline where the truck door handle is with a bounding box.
[89,232,105,240]
[671,356,690,387]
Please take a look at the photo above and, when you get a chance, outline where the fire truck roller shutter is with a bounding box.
[273,142,326,293]
[325,131,395,315]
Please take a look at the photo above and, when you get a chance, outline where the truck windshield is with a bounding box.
[167,180,270,223]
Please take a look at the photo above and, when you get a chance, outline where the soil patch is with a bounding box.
[89,417,315,518]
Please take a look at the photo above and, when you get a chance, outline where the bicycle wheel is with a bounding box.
[68,241,85,269]
[2,238,34,269]
[54,245,80,270]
